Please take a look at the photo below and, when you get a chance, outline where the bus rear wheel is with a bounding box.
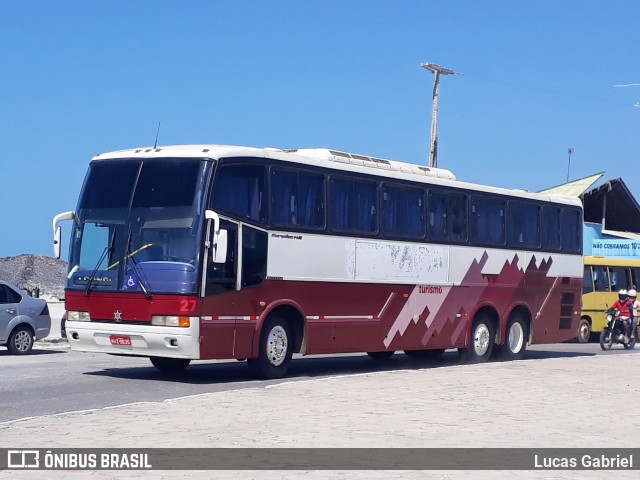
[150,357,191,374]
[496,315,527,361]
[459,315,495,363]
[248,316,293,379]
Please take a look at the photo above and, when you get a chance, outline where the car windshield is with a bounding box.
[66,158,212,295]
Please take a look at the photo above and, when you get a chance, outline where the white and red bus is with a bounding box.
[53,145,583,378]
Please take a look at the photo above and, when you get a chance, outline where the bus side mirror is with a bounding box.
[204,210,227,263]
[54,226,62,259]
[213,229,228,264]
[52,211,76,259]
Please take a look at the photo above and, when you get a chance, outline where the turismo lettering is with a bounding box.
[419,285,443,294]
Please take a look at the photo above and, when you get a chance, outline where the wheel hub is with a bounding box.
[14,331,32,352]
[508,322,524,353]
[266,326,288,366]
[473,324,490,356]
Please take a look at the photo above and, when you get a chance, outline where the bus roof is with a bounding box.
[92,144,582,207]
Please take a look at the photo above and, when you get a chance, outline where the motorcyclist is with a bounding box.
[611,289,634,343]
[628,289,639,341]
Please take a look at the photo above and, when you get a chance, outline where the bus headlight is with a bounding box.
[67,310,91,322]
[151,315,190,327]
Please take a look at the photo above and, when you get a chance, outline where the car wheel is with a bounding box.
[7,325,34,355]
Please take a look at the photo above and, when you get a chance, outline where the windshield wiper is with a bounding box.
[125,231,153,300]
[84,229,116,297]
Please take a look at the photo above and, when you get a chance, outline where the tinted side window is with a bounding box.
[541,206,561,251]
[631,268,640,290]
[593,266,609,292]
[609,267,630,292]
[0,285,21,304]
[242,226,267,288]
[449,193,468,243]
[508,202,540,248]
[7,287,21,303]
[583,266,594,294]
[382,184,425,238]
[470,196,505,246]
[561,208,582,253]
[329,177,377,233]
[428,191,448,241]
[212,164,266,223]
[271,168,324,228]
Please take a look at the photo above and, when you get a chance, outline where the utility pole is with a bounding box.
[566,148,574,182]
[421,62,458,168]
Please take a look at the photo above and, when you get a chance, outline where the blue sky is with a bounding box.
[1,1,639,258]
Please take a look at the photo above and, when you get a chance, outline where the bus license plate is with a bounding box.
[110,335,132,346]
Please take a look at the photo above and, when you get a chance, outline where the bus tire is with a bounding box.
[367,351,394,361]
[150,357,191,373]
[404,349,445,359]
[248,316,292,379]
[497,315,527,361]
[459,315,494,363]
[7,325,34,355]
[576,318,591,344]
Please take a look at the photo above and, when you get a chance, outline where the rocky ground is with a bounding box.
[0,254,67,299]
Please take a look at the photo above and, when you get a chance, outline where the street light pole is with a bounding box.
[566,148,574,182]
[421,62,458,168]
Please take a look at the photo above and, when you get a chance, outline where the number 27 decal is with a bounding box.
[179,299,197,312]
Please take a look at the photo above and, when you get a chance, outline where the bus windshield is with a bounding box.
[66,158,212,295]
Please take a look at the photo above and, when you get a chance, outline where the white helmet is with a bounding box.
[618,289,628,301]
[629,289,637,298]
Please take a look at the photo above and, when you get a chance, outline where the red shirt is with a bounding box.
[612,299,633,318]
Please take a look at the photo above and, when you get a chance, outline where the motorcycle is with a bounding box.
[599,308,636,351]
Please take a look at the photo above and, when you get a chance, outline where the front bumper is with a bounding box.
[65,319,200,359]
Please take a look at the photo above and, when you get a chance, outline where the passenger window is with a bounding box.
[427,191,448,241]
[609,267,630,292]
[583,266,594,294]
[382,184,425,238]
[593,266,609,292]
[329,177,377,233]
[211,164,266,223]
[449,193,467,243]
[561,209,582,253]
[271,168,325,228]
[470,196,505,246]
[508,202,540,248]
[541,206,561,251]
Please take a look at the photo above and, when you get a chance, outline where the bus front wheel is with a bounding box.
[459,315,495,363]
[150,357,191,374]
[248,316,293,379]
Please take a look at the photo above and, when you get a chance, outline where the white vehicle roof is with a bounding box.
[92,144,582,207]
